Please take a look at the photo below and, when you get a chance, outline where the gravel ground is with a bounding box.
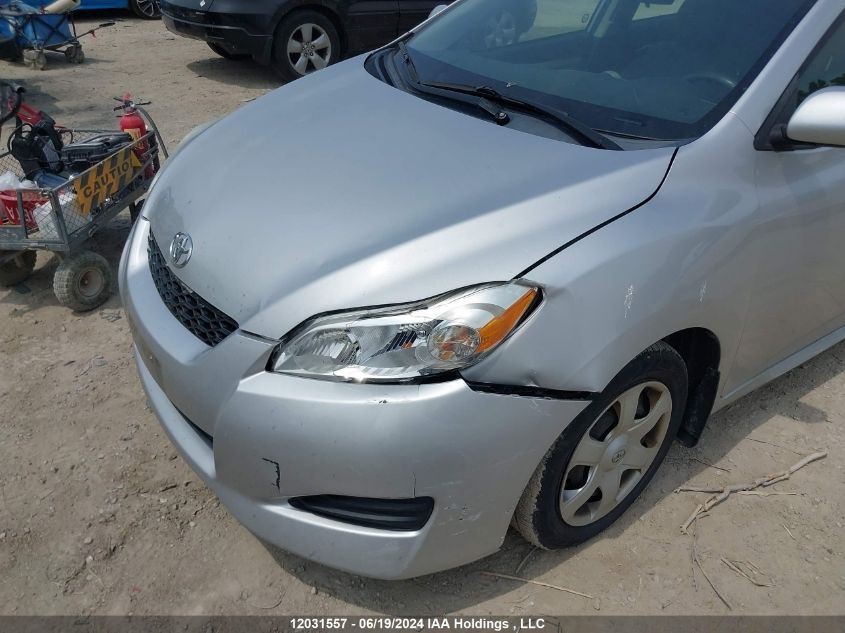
[0,14,843,617]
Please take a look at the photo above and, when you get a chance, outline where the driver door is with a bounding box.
[728,14,845,391]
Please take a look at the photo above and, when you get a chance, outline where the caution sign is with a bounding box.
[73,146,143,216]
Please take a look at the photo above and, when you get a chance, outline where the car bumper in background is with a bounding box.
[161,4,273,63]
[120,218,588,578]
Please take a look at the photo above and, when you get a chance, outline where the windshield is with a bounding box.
[406,0,814,140]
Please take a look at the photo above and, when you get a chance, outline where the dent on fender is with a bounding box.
[463,380,596,401]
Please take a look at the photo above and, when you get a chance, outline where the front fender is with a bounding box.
[462,114,759,407]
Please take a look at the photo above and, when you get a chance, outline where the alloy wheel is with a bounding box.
[559,381,673,526]
[483,11,517,48]
[131,0,160,18]
[287,23,332,75]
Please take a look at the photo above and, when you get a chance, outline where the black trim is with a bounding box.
[676,367,720,448]
[148,233,239,348]
[175,407,214,449]
[517,147,678,278]
[464,380,596,401]
[289,495,434,531]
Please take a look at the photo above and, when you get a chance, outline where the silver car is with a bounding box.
[120,0,845,578]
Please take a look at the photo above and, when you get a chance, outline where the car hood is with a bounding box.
[144,58,675,340]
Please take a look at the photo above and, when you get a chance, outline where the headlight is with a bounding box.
[270,281,540,382]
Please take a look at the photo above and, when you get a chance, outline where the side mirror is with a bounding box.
[429,4,448,19]
[786,86,845,147]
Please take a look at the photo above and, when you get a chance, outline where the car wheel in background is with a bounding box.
[483,9,518,48]
[208,42,251,61]
[129,0,161,19]
[513,342,688,548]
[478,0,537,48]
[272,10,340,82]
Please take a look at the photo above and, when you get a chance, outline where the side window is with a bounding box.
[632,0,687,21]
[797,17,845,104]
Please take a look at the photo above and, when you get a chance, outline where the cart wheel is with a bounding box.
[53,251,113,311]
[65,45,85,64]
[0,250,37,287]
[24,49,47,70]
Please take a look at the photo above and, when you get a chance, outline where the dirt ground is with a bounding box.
[0,15,843,617]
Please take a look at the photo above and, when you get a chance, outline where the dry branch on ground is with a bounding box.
[677,452,827,532]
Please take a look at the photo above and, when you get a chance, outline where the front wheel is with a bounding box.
[129,0,160,19]
[53,251,113,311]
[513,342,688,548]
[272,11,340,82]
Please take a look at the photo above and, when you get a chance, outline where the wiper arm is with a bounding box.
[391,49,512,126]
[420,81,622,151]
[396,40,419,83]
[388,44,616,148]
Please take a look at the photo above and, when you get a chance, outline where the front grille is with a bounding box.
[148,233,238,347]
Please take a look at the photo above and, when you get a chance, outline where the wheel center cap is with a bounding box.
[602,435,629,470]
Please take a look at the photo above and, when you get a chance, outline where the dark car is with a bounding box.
[161,0,537,81]
[160,0,440,80]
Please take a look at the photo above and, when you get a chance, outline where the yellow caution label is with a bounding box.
[73,146,143,216]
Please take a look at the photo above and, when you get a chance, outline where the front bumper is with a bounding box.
[120,218,588,578]
[161,2,273,63]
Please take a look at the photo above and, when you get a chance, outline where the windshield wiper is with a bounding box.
[396,40,419,83]
[418,81,622,151]
[390,51,510,127]
[389,42,619,149]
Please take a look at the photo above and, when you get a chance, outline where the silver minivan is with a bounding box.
[121,0,845,578]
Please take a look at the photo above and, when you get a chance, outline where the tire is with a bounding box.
[0,250,36,287]
[24,49,47,70]
[272,10,340,82]
[208,42,251,61]
[129,0,160,19]
[513,341,688,548]
[64,45,84,64]
[53,251,113,311]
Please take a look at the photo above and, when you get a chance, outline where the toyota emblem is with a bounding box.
[169,232,193,268]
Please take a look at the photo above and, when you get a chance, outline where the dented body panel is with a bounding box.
[141,61,674,339]
[466,1,845,412]
[120,0,845,578]
[124,217,589,578]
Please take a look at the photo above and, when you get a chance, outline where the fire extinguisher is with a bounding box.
[115,93,156,178]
